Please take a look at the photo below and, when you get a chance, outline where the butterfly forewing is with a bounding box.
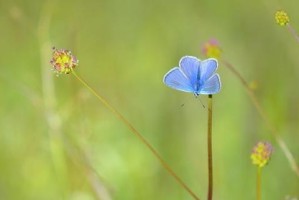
[199,59,218,82]
[179,56,201,89]
[163,67,195,93]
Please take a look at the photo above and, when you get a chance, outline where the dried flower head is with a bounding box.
[275,10,290,26]
[251,141,273,168]
[202,39,221,59]
[50,47,79,74]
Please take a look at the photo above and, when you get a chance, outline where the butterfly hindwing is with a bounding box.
[200,74,221,95]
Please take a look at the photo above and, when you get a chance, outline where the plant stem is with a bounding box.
[38,1,69,197]
[207,94,213,200]
[287,24,299,44]
[71,70,200,200]
[256,167,262,200]
[221,59,299,177]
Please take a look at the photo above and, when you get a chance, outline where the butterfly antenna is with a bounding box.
[195,95,205,108]
[180,95,194,107]
[199,98,205,108]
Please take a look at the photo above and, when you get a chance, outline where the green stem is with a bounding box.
[38,1,69,197]
[221,59,299,177]
[71,70,200,200]
[207,94,213,200]
[256,167,262,200]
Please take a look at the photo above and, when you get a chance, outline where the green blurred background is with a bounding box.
[1,0,299,199]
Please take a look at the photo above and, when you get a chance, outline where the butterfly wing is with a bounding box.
[199,74,221,95]
[163,67,195,93]
[199,58,218,82]
[163,56,221,95]
[179,56,201,88]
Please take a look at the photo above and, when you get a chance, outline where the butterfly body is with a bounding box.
[163,56,221,95]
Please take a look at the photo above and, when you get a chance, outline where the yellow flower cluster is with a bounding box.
[202,39,221,59]
[251,141,273,168]
[275,10,290,26]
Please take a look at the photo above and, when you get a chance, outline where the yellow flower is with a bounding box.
[251,141,273,168]
[202,39,221,59]
[50,47,79,74]
[275,10,290,26]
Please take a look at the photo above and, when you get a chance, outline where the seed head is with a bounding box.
[50,47,79,75]
[251,141,273,168]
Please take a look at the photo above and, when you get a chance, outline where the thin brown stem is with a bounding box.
[207,94,213,200]
[287,24,299,44]
[71,70,200,200]
[221,59,299,177]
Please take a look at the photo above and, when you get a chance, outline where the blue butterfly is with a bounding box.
[163,56,221,96]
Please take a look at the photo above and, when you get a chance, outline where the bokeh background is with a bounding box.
[1,0,299,199]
